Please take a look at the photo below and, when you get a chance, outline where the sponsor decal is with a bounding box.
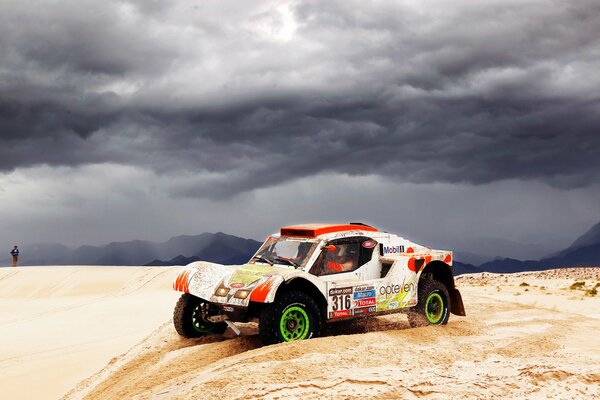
[353,287,377,308]
[379,282,415,297]
[329,285,382,319]
[354,289,376,300]
[331,293,352,311]
[329,280,416,318]
[229,264,276,287]
[329,286,353,296]
[223,306,234,312]
[353,306,376,315]
[376,277,417,311]
[382,245,405,255]
[356,298,376,307]
[362,239,377,249]
[329,286,355,313]
[329,309,351,319]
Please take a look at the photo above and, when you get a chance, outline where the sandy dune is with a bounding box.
[0,266,180,400]
[1,266,599,399]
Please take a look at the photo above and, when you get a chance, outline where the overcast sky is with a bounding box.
[1,0,599,258]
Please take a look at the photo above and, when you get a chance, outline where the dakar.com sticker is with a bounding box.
[328,286,353,319]
[328,285,378,319]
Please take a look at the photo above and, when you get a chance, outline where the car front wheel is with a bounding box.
[258,290,321,345]
[173,293,227,338]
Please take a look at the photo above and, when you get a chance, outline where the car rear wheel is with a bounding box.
[173,293,227,338]
[407,279,450,328]
[259,291,321,345]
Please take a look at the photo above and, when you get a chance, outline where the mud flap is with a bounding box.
[449,288,466,316]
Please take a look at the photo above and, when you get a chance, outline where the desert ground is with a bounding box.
[0,266,598,400]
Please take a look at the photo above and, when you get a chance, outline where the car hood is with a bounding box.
[178,261,299,306]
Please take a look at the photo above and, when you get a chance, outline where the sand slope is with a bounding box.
[0,266,180,400]
[1,266,599,399]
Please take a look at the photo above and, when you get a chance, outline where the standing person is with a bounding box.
[10,245,19,267]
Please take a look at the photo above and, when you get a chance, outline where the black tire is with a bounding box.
[407,279,450,328]
[173,293,227,338]
[259,291,322,345]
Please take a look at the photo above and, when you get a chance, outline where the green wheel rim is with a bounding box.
[425,292,445,324]
[279,306,310,341]
[192,304,215,333]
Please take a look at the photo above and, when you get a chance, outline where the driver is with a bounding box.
[326,245,356,273]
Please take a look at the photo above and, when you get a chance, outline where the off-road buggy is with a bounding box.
[172,223,465,344]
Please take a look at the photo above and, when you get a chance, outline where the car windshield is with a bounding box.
[250,237,318,269]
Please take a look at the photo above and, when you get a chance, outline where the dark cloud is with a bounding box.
[0,0,599,196]
[0,1,175,77]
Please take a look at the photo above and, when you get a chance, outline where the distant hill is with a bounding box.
[452,261,483,275]
[145,232,262,266]
[2,232,261,267]
[452,250,492,266]
[475,220,600,273]
[555,220,600,258]
[455,236,555,261]
[4,221,598,273]
[567,220,600,250]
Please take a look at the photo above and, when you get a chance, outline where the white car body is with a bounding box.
[173,223,465,323]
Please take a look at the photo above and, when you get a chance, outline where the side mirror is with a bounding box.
[324,245,336,252]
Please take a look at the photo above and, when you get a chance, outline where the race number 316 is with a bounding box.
[331,294,351,311]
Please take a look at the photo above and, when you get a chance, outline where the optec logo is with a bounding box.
[382,245,405,255]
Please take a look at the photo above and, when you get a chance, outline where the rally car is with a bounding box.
[172,223,465,344]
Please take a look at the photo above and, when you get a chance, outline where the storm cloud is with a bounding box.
[1,0,600,257]
[1,0,599,198]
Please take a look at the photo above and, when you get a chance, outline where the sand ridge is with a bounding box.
[1,266,599,399]
[66,268,600,400]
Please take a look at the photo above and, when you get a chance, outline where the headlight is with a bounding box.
[215,286,230,297]
[234,289,250,299]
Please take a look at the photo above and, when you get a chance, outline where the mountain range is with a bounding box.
[1,232,261,267]
[3,221,599,275]
[451,237,555,264]
[453,220,600,274]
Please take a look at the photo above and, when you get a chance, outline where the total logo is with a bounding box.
[382,245,405,255]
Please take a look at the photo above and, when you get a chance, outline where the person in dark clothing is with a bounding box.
[10,245,19,267]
